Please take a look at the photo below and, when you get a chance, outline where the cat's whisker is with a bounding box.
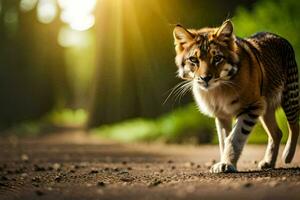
[163,80,190,105]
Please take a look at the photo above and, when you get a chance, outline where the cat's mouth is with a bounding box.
[194,79,219,91]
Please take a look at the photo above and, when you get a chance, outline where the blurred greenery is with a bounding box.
[7,109,87,136]
[92,104,215,144]
[92,104,289,144]
[233,0,300,63]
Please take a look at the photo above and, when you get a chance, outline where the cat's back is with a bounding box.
[245,32,297,100]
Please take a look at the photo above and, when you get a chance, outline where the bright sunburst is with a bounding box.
[19,0,97,31]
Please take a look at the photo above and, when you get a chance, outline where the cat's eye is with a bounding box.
[213,55,223,64]
[189,56,199,63]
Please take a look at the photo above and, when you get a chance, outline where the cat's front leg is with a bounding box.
[211,107,262,173]
[215,118,232,158]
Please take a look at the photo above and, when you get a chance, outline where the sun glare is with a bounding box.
[20,0,38,12]
[37,0,57,24]
[58,0,97,31]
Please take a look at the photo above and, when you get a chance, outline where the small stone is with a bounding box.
[33,164,45,172]
[113,168,119,172]
[171,166,176,170]
[90,169,99,174]
[159,169,164,173]
[1,176,8,181]
[21,154,29,162]
[21,173,28,178]
[120,177,134,182]
[122,161,127,165]
[54,175,62,182]
[281,177,287,181]
[104,167,110,171]
[196,164,201,168]
[74,165,80,169]
[86,183,93,187]
[243,182,252,188]
[32,176,41,182]
[32,182,39,187]
[53,163,61,171]
[35,190,44,196]
[69,169,75,173]
[148,180,162,187]
[127,167,132,170]
[97,181,105,187]
[253,160,258,164]
[0,182,6,187]
[167,160,173,164]
[184,162,195,167]
[269,181,279,187]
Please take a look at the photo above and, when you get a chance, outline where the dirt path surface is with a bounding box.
[1,131,300,200]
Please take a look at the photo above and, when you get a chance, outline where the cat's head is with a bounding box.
[173,20,239,91]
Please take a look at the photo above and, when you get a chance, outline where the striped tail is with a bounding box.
[281,48,300,163]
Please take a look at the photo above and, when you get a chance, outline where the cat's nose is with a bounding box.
[200,74,212,83]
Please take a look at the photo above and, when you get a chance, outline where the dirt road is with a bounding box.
[1,131,300,200]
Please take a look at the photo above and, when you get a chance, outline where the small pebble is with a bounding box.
[33,164,46,172]
[1,176,8,181]
[114,168,119,172]
[120,177,134,182]
[97,181,105,187]
[167,160,173,164]
[54,175,62,182]
[90,169,99,174]
[21,154,29,162]
[35,190,44,196]
[122,161,127,165]
[148,180,162,187]
[53,163,61,171]
[269,181,279,187]
[184,162,195,167]
[32,176,41,182]
[243,182,253,188]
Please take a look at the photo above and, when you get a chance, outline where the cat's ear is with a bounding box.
[173,25,194,52]
[214,20,234,42]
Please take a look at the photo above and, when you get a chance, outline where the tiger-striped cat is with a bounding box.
[173,20,299,173]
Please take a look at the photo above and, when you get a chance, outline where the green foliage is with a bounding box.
[94,104,290,144]
[158,104,215,143]
[233,0,300,63]
[92,104,215,144]
[45,109,87,126]
[8,109,87,136]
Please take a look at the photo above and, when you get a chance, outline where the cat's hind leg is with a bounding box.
[258,106,282,169]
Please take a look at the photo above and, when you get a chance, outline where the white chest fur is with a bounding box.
[192,83,240,118]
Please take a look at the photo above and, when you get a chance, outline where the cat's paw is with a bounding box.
[210,162,237,173]
[258,160,274,170]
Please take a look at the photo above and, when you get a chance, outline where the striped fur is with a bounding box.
[173,20,299,173]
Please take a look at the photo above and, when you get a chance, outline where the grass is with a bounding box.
[7,108,87,136]
[92,104,290,144]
